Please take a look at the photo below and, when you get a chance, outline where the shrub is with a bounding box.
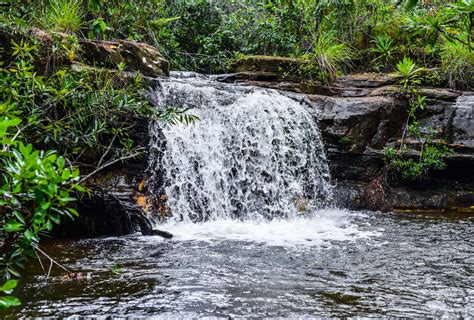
[440,39,474,90]
[338,136,352,146]
[0,280,20,309]
[0,108,83,308]
[385,57,453,180]
[370,34,396,70]
[305,32,355,83]
[395,57,425,89]
[0,31,198,307]
[41,0,85,34]
[384,136,453,180]
[1,38,151,170]
[1,35,197,179]
[0,124,82,278]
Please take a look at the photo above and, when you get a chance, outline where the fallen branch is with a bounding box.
[33,244,71,276]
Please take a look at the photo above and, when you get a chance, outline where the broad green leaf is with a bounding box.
[23,230,34,241]
[0,296,21,309]
[49,214,61,224]
[4,221,24,233]
[68,208,79,217]
[0,280,17,293]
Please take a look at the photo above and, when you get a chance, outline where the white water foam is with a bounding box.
[146,75,380,246]
[149,76,332,222]
[158,209,379,247]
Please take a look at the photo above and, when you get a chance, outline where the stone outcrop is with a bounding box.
[77,39,169,77]
[337,72,401,88]
[0,27,169,77]
[223,58,474,213]
[324,92,473,212]
[232,55,302,75]
[315,89,473,212]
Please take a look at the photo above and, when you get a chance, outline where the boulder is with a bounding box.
[78,39,169,77]
[230,55,303,83]
[310,95,406,154]
[232,55,302,74]
[0,27,169,77]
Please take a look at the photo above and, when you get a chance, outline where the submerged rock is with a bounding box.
[59,191,154,237]
[151,230,173,239]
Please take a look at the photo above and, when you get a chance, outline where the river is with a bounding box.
[5,210,473,318]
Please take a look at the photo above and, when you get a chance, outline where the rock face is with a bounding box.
[0,27,169,77]
[78,39,170,77]
[223,58,474,213]
[82,69,473,218]
[316,89,473,212]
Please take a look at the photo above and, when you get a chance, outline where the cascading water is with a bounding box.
[148,73,333,223]
[10,78,473,320]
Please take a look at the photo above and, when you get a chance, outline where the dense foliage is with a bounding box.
[1,0,472,87]
[0,85,82,308]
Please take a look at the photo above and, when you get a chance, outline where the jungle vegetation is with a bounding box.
[0,0,472,309]
[2,0,473,87]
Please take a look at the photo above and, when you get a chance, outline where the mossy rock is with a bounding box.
[232,55,302,75]
[0,26,170,77]
[78,39,170,77]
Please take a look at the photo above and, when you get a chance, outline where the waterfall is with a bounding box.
[148,74,332,222]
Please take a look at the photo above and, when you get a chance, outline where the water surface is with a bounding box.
[4,210,473,318]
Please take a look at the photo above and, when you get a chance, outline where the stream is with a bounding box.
[5,210,474,318]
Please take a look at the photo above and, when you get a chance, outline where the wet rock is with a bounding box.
[321,92,474,212]
[217,68,474,213]
[365,169,392,212]
[58,190,154,237]
[326,151,385,182]
[369,86,462,102]
[60,272,85,283]
[332,180,367,209]
[212,71,293,83]
[310,95,407,154]
[151,230,173,239]
[57,120,155,237]
[450,94,474,147]
[69,187,173,238]
[390,186,473,212]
